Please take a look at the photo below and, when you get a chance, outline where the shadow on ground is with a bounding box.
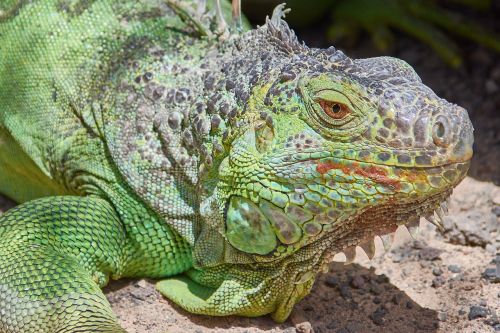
[105,262,439,333]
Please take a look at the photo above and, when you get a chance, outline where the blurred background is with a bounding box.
[242,0,500,185]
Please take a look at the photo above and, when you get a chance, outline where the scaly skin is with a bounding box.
[0,1,473,332]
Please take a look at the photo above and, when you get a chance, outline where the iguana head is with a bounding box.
[159,5,473,322]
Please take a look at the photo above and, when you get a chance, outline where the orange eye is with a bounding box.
[318,100,351,120]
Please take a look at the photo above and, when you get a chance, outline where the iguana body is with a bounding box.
[0,1,473,332]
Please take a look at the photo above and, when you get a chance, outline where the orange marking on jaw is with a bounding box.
[316,161,401,190]
[316,161,351,175]
[354,166,401,190]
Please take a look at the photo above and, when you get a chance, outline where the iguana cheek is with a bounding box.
[225,196,277,255]
[260,200,302,244]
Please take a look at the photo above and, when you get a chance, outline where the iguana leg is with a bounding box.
[0,196,127,333]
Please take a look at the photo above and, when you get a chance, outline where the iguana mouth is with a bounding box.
[223,161,467,260]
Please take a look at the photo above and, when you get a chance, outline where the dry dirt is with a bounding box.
[100,177,499,333]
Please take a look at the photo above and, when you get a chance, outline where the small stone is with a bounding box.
[448,264,462,273]
[324,276,340,288]
[432,267,443,276]
[135,279,148,288]
[339,284,352,299]
[438,311,448,322]
[419,247,443,261]
[483,268,500,283]
[432,276,446,288]
[391,294,402,305]
[350,275,365,289]
[370,283,384,295]
[370,306,387,326]
[373,297,382,304]
[468,306,489,320]
[375,274,389,284]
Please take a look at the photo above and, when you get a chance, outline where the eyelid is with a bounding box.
[313,89,353,109]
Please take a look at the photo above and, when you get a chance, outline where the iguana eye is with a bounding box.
[317,100,351,120]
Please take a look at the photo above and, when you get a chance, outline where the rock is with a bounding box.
[438,311,448,322]
[135,279,148,288]
[290,310,313,333]
[350,275,365,289]
[448,265,462,273]
[339,284,352,299]
[375,274,389,284]
[482,268,500,283]
[432,267,443,276]
[432,276,446,288]
[324,276,340,288]
[370,306,387,326]
[468,306,489,320]
[391,294,402,305]
[369,282,384,295]
[442,210,497,248]
[419,247,443,261]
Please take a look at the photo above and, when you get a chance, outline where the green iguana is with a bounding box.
[0,1,473,332]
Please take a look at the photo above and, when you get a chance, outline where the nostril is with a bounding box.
[434,121,445,138]
[432,116,450,147]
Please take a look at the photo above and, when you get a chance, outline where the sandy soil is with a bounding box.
[102,177,500,333]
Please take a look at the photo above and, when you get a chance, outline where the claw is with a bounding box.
[424,213,445,232]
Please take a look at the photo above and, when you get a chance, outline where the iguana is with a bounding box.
[0,0,474,332]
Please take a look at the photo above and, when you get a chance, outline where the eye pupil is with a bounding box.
[317,100,351,120]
